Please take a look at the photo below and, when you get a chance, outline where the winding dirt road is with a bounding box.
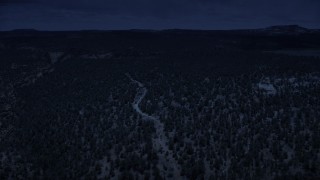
[126,73,181,179]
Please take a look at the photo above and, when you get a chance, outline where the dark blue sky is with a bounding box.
[1,0,319,30]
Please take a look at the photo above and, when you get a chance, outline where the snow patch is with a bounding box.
[257,83,277,95]
[49,52,64,64]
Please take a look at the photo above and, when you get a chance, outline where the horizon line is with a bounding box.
[1,24,319,32]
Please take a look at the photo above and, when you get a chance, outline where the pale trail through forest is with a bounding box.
[126,73,181,178]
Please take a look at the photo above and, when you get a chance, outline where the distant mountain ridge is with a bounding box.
[259,25,318,35]
[5,25,320,37]
[8,25,319,32]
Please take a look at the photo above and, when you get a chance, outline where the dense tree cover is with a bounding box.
[0,31,320,179]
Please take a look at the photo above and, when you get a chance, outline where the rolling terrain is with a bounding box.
[0,26,320,179]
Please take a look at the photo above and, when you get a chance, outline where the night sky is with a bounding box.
[0,0,319,30]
